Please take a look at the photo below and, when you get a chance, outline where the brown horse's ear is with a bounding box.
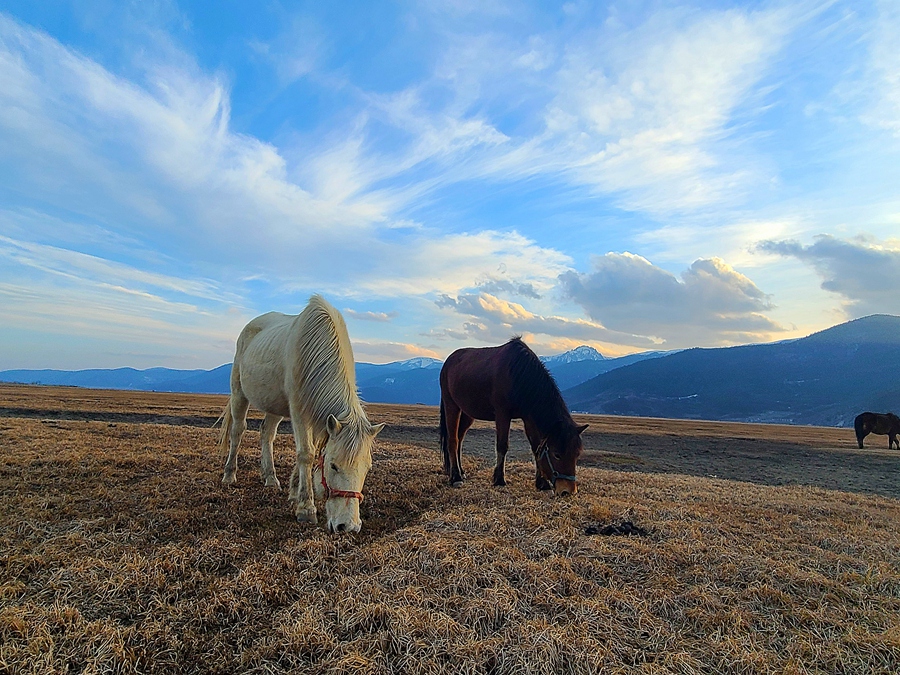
[577,424,589,435]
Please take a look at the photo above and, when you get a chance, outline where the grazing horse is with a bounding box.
[854,412,900,450]
[219,295,385,533]
[439,337,588,497]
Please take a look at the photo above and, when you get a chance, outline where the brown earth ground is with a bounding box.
[1,384,899,673]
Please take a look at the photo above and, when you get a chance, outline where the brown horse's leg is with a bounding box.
[855,415,869,449]
[492,415,511,487]
[524,419,552,491]
[457,413,473,481]
[443,400,465,486]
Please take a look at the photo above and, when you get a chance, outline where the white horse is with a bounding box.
[219,295,384,534]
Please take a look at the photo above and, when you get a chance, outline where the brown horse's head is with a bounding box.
[539,422,588,497]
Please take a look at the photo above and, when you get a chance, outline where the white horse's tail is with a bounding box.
[216,398,232,455]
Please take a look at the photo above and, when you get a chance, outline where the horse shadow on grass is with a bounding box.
[187,448,449,548]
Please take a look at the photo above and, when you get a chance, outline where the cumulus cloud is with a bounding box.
[756,234,900,316]
[475,275,542,299]
[435,292,659,348]
[559,253,786,347]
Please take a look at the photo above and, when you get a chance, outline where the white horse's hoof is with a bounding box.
[264,476,281,489]
[222,473,236,485]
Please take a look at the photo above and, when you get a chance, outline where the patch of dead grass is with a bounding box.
[0,404,898,674]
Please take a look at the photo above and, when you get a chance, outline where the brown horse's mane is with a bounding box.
[505,337,573,436]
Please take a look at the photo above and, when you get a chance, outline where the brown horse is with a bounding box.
[439,337,588,496]
[854,412,900,450]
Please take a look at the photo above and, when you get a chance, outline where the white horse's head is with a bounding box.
[313,414,385,534]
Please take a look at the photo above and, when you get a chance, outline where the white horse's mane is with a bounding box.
[293,295,371,464]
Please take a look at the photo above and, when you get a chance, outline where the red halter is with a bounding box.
[317,452,364,502]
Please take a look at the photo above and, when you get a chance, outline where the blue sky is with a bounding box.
[1,0,899,369]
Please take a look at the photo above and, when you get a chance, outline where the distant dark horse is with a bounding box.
[439,337,588,497]
[854,412,900,450]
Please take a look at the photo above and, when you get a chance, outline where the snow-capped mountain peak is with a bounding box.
[390,357,443,370]
[540,345,606,365]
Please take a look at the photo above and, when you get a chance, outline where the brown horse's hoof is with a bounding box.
[451,480,464,488]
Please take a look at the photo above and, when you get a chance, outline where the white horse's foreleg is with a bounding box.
[222,394,250,485]
[259,413,282,489]
[288,416,317,524]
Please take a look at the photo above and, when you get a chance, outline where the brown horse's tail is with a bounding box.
[439,399,449,476]
[216,398,233,456]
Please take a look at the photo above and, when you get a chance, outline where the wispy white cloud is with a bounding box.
[0,15,381,257]
[277,4,795,223]
[339,4,795,217]
[0,15,572,305]
[860,0,900,137]
[344,230,572,298]
[527,6,791,212]
[350,339,441,363]
[248,13,324,85]
[345,309,398,323]
[0,229,251,368]
[0,234,235,303]
[1,3,898,369]
[0,272,247,366]
[635,216,808,268]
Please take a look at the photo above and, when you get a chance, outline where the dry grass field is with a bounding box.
[1,384,899,674]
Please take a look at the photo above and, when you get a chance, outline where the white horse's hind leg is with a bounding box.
[222,393,250,485]
[287,415,317,524]
[260,413,282,489]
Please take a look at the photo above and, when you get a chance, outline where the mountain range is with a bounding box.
[566,314,900,427]
[0,346,653,405]
[2,314,898,427]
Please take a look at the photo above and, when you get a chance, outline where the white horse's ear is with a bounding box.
[327,414,342,436]
[371,422,386,437]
